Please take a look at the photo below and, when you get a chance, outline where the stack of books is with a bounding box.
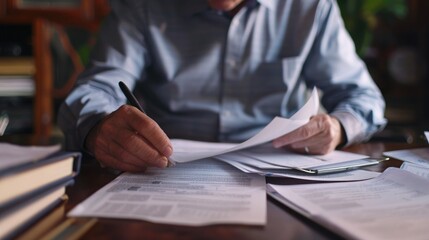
[0,24,35,135]
[0,57,35,135]
[0,143,81,239]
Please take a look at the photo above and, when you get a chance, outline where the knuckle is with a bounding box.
[118,104,132,113]
[128,131,141,144]
[143,149,160,161]
[328,129,336,139]
[144,120,159,134]
[116,105,136,120]
[117,147,128,161]
[321,114,330,122]
[301,128,312,138]
[318,116,328,129]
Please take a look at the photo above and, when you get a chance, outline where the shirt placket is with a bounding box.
[219,11,246,141]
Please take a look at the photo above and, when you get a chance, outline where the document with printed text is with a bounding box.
[384,147,429,168]
[69,160,266,226]
[400,162,429,180]
[268,168,429,240]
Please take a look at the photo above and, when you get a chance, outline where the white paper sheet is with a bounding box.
[169,88,319,163]
[384,148,429,167]
[0,143,61,170]
[400,162,429,180]
[68,160,266,226]
[267,168,429,240]
[225,143,369,169]
[218,155,380,181]
[425,131,429,143]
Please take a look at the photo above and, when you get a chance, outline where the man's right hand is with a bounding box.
[85,105,173,172]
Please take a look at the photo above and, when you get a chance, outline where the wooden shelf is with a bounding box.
[0,0,110,137]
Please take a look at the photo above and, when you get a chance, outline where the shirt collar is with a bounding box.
[180,1,211,16]
[256,0,275,10]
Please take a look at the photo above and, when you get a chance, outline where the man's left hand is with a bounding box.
[272,114,344,155]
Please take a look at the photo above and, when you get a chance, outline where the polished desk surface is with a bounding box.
[1,136,418,240]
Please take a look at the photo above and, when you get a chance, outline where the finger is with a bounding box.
[273,119,320,148]
[94,114,168,168]
[120,105,173,157]
[288,131,330,149]
[95,138,160,171]
[97,147,147,173]
[110,128,169,168]
[287,133,332,155]
[291,115,341,153]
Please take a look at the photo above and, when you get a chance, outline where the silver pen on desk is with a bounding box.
[118,81,175,167]
[297,157,390,174]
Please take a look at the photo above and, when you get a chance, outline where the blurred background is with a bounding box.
[0,0,428,144]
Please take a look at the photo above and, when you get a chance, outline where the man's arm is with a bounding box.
[273,0,386,154]
[59,1,148,150]
[58,1,172,171]
[309,0,387,145]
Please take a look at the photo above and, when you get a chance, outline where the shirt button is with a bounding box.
[228,59,237,68]
[223,110,232,117]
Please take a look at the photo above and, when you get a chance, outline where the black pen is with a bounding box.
[118,81,174,167]
[119,81,145,113]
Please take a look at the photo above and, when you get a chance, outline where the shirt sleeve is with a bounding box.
[302,0,387,146]
[58,1,149,151]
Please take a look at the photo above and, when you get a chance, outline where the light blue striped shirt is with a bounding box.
[59,0,387,151]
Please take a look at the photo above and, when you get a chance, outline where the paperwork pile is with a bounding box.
[170,89,380,182]
[268,168,429,240]
[69,89,381,227]
[384,131,429,180]
[264,131,429,239]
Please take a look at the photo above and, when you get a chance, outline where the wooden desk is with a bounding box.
[8,141,415,239]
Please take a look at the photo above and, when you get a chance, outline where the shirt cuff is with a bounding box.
[330,111,366,147]
[77,113,108,154]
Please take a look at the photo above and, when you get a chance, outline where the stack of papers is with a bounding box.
[268,168,429,240]
[384,131,429,180]
[215,147,380,181]
[170,89,380,182]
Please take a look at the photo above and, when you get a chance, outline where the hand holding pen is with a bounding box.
[119,81,175,167]
[84,81,173,172]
